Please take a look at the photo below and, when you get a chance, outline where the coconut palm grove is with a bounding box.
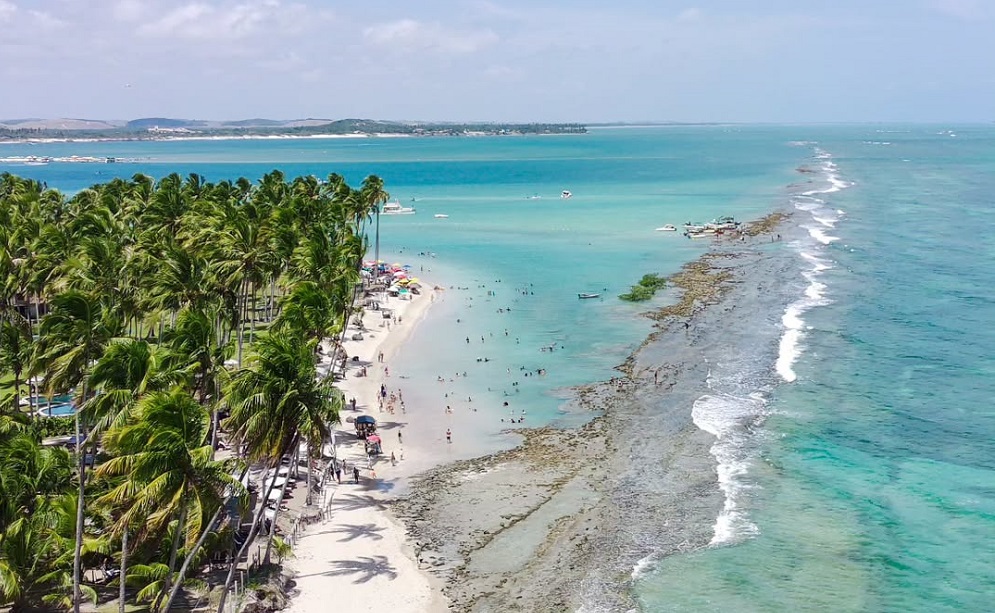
[0,170,390,611]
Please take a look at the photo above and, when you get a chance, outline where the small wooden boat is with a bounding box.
[578,293,601,299]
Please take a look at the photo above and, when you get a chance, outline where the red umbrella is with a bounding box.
[367,434,381,443]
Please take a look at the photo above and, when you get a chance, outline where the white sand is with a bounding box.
[285,286,448,613]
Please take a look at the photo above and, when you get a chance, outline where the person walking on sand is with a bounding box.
[398,430,402,444]
[391,452,397,466]
[353,466,360,484]
[446,428,452,444]
[335,465,342,484]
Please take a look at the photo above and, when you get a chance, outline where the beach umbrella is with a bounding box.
[403,264,412,269]
[367,434,381,444]
[355,415,376,425]
[264,476,287,490]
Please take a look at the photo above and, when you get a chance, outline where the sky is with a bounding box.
[0,0,993,123]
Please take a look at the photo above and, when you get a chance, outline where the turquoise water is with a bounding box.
[637,126,995,612]
[5,126,994,610]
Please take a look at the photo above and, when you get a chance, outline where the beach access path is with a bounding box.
[285,286,448,613]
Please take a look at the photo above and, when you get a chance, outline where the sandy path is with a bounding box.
[285,287,447,613]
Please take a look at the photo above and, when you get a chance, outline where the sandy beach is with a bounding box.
[285,284,449,613]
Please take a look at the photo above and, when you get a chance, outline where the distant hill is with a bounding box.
[0,116,587,140]
[0,118,124,130]
[221,118,286,127]
[126,118,210,129]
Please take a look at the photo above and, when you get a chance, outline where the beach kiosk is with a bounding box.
[355,415,377,439]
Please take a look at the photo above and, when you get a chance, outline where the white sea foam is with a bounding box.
[692,393,765,545]
[775,326,803,382]
[812,214,837,228]
[631,552,658,579]
[807,226,840,244]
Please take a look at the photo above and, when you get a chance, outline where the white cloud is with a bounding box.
[928,0,986,19]
[0,0,17,23]
[113,0,147,22]
[363,19,498,54]
[137,1,292,40]
[676,7,703,23]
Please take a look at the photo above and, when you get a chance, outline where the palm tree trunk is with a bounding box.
[72,380,88,613]
[12,368,20,420]
[119,526,128,613]
[236,278,247,368]
[163,467,249,613]
[263,461,295,565]
[248,280,256,346]
[216,446,295,613]
[155,504,187,612]
[305,442,314,506]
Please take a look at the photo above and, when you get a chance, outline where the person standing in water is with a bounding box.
[446,428,452,444]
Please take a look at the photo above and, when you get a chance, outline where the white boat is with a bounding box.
[578,292,600,299]
[381,201,416,215]
[656,224,677,231]
[561,190,573,199]
[434,214,449,219]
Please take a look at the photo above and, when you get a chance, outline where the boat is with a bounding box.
[578,293,600,299]
[434,214,449,219]
[528,194,542,200]
[656,224,677,231]
[561,190,573,199]
[381,200,416,215]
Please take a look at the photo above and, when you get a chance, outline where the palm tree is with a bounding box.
[80,338,180,439]
[360,175,390,296]
[0,320,31,417]
[0,432,79,611]
[162,307,233,448]
[31,290,120,613]
[215,330,340,613]
[97,388,241,611]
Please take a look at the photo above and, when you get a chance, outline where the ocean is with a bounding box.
[4,125,993,611]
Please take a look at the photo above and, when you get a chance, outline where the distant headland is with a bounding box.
[0,117,587,143]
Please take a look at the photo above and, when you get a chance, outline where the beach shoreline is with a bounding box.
[280,211,797,613]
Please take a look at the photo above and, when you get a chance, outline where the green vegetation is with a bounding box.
[619,273,668,302]
[0,170,384,611]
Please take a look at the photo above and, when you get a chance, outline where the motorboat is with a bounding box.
[381,200,416,215]
[656,224,677,231]
[434,214,449,219]
[578,293,601,299]
[561,190,573,199]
